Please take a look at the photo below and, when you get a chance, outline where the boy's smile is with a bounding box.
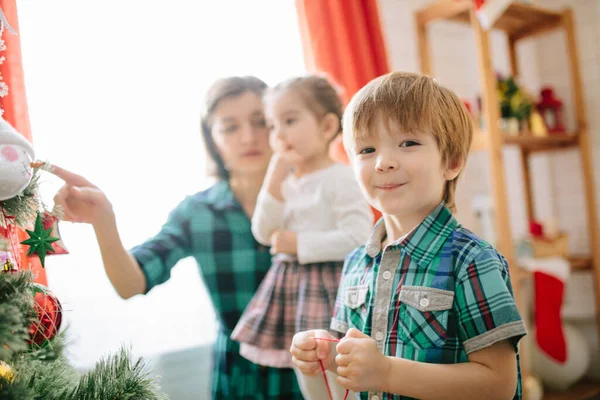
[375,182,406,191]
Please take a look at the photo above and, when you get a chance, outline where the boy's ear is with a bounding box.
[444,157,464,181]
[322,112,341,142]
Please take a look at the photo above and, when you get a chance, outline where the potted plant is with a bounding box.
[497,75,533,135]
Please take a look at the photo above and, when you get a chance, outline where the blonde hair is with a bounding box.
[265,74,344,138]
[342,71,473,212]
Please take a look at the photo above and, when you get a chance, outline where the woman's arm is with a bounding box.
[50,166,146,298]
[94,214,146,299]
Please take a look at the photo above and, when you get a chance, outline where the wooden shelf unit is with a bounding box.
[415,2,600,399]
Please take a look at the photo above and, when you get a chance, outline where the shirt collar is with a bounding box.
[206,180,242,210]
[365,202,458,268]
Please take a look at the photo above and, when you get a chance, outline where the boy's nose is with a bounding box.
[376,156,398,171]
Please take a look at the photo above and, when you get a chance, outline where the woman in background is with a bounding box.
[50,76,303,399]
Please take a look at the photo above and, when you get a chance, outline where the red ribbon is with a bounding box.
[314,337,349,400]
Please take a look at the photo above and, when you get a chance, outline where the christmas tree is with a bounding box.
[0,270,167,400]
[0,131,167,399]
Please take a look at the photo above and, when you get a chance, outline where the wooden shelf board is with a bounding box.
[516,256,593,283]
[470,131,579,152]
[415,0,471,25]
[569,255,593,270]
[542,380,600,400]
[418,1,563,41]
[494,2,563,40]
[504,133,579,151]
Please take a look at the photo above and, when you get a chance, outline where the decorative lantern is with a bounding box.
[537,87,565,134]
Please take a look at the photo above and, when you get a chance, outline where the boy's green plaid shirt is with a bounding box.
[331,203,527,400]
[131,181,303,399]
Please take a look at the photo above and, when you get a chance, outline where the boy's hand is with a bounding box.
[290,330,336,376]
[335,328,391,393]
[270,230,297,255]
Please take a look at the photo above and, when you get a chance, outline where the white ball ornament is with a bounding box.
[531,323,591,391]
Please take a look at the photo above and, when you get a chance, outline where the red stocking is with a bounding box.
[533,267,567,363]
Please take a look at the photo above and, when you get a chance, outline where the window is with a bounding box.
[19,0,306,368]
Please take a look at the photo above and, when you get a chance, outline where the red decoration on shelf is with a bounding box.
[28,283,62,348]
[529,220,544,238]
[537,87,565,134]
[462,99,472,115]
[474,0,485,9]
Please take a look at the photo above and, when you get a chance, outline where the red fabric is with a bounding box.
[534,270,567,363]
[0,0,46,285]
[295,0,390,222]
[474,0,485,10]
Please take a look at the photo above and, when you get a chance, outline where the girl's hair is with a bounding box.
[265,75,344,140]
[200,76,268,180]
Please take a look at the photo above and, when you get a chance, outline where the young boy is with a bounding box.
[290,72,527,400]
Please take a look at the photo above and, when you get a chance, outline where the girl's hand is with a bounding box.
[267,154,293,182]
[263,154,293,201]
[270,230,297,255]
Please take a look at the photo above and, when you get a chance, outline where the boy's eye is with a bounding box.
[400,140,420,148]
[358,147,375,155]
[285,117,296,125]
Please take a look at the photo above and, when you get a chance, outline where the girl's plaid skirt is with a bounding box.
[231,255,343,368]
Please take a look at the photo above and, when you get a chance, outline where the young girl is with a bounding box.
[231,75,373,374]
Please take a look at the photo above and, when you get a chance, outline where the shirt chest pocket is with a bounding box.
[397,286,454,350]
[344,284,369,309]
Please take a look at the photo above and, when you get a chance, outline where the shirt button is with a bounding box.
[375,331,384,341]
[372,396,380,400]
[382,271,392,280]
[420,297,430,308]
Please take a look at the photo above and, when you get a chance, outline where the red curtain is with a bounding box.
[0,0,47,285]
[296,0,390,221]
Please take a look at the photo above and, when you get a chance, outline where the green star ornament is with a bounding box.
[20,212,59,267]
